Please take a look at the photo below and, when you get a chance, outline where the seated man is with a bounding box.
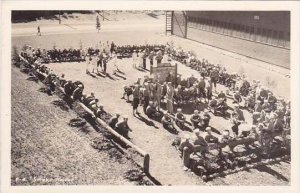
[64,80,75,97]
[83,92,95,105]
[108,113,120,128]
[88,98,99,110]
[145,101,159,119]
[115,116,132,139]
[179,134,194,168]
[191,129,208,154]
[178,135,194,153]
[239,125,258,139]
[202,109,211,128]
[267,92,277,111]
[244,92,256,111]
[218,130,233,144]
[215,98,229,116]
[95,104,106,117]
[72,84,84,101]
[231,104,245,137]
[208,96,218,113]
[59,74,67,87]
[203,127,218,144]
[190,110,202,130]
[122,85,134,101]
[262,100,272,113]
[233,91,242,104]
[161,112,175,131]
[217,90,226,101]
[175,108,186,128]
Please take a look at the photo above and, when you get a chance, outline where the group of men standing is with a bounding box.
[85,41,117,75]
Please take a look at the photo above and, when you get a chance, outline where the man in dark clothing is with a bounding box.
[72,84,83,101]
[115,117,132,139]
[231,104,245,137]
[198,77,206,98]
[108,113,120,128]
[110,41,116,54]
[64,81,74,96]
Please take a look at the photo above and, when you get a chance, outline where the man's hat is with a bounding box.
[177,108,182,112]
[205,127,211,132]
[193,129,200,135]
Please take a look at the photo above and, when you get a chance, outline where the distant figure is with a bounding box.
[96,16,101,32]
[37,26,41,36]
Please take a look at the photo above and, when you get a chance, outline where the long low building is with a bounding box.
[170,11,290,69]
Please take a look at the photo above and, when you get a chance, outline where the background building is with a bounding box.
[170,11,290,69]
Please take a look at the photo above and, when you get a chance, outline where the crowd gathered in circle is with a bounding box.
[17,42,291,177]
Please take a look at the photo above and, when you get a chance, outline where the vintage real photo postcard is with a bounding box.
[1,1,299,193]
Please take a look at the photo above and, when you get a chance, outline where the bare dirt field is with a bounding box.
[11,12,291,185]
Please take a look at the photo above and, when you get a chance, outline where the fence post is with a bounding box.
[143,154,150,174]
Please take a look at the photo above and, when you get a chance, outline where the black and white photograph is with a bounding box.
[1,1,300,193]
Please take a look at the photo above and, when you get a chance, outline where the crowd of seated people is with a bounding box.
[115,44,166,59]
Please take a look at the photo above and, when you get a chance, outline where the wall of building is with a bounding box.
[186,11,290,49]
[171,11,290,69]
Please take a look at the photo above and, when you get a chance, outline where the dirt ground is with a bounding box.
[11,12,291,185]
[11,66,144,185]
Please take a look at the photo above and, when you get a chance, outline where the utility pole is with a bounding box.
[59,11,61,24]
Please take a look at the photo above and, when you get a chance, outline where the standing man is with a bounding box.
[166,82,174,114]
[132,50,138,69]
[142,50,147,70]
[148,51,154,67]
[37,25,41,36]
[110,41,116,54]
[142,83,150,113]
[102,50,108,75]
[155,81,163,111]
[132,84,140,115]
